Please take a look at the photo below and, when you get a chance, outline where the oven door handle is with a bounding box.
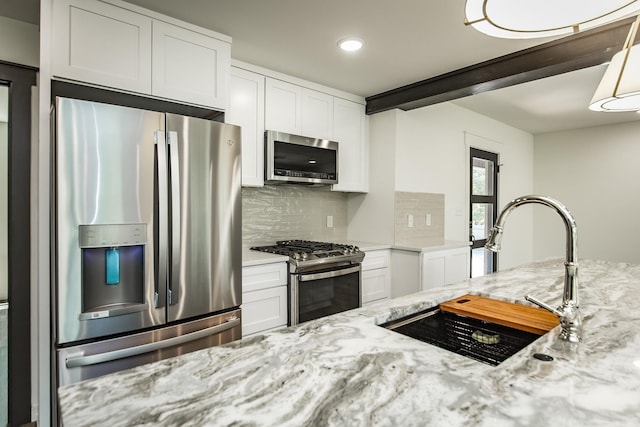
[298,265,361,282]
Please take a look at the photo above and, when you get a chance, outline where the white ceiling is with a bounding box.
[121,0,547,97]
[451,65,640,134]
[3,0,640,134]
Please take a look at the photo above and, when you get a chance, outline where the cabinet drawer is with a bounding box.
[362,249,390,271]
[242,286,288,336]
[242,262,288,292]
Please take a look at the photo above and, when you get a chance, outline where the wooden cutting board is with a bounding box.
[439,294,559,335]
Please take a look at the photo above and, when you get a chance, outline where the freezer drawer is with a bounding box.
[56,308,241,387]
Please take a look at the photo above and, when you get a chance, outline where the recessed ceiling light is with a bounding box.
[338,37,364,52]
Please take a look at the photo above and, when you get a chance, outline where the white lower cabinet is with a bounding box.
[390,250,421,298]
[362,249,391,305]
[421,247,470,290]
[390,245,470,297]
[241,262,288,337]
[242,286,288,337]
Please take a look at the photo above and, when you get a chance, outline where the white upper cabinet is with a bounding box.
[265,78,302,135]
[243,68,369,192]
[301,88,333,140]
[265,78,334,140]
[152,20,229,110]
[53,0,153,94]
[52,0,231,109]
[332,98,369,192]
[227,67,265,187]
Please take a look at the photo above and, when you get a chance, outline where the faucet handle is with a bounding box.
[525,295,562,317]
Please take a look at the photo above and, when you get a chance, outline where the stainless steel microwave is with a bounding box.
[265,130,339,185]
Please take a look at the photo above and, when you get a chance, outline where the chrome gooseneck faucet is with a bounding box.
[485,195,581,343]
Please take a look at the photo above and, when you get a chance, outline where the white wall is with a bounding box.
[394,103,535,269]
[534,121,640,264]
[347,109,397,243]
[348,103,535,270]
[0,16,39,68]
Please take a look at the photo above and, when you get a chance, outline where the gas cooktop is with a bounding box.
[250,240,364,270]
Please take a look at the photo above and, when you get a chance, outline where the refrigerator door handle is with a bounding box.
[167,131,181,306]
[65,316,240,368]
[154,131,169,309]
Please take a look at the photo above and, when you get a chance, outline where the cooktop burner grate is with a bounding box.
[251,240,359,255]
[250,240,364,270]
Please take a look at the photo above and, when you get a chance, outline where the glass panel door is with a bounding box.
[0,82,8,427]
[297,266,360,324]
[470,148,498,277]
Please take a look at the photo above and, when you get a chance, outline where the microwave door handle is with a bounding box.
[65,317,241,368]
[167,131,181,306]
[154,131,168,309]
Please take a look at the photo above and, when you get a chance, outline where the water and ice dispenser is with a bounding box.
[78,224,147,320]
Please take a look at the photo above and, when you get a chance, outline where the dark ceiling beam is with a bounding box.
[365,17,635,115]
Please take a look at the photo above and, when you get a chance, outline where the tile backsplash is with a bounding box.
[394,192,445,246]
[242,185,348,244]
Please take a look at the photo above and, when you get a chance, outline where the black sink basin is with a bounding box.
[380,307,542,366]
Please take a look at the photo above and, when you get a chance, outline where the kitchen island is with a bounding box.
[58,259,640,426]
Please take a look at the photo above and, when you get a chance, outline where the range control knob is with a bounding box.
[301,252,309,260]
[292,252,301,260]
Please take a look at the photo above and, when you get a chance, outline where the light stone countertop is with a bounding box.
[392,239,470,253]
[241,240,468,268]
[241,246,288,267]
[241,242,391,268]
[346,240,392,252]
[59,259,640,426]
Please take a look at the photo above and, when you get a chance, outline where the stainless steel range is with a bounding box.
[251,240,364,325]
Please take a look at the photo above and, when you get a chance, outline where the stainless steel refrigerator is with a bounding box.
[52,96,242,387]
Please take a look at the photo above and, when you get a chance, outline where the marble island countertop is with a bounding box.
[58,259,640,426]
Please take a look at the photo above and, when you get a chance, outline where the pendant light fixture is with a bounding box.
[589,15,640,112]
[464,0,640,39]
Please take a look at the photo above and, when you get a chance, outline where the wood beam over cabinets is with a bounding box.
[365,17,635,115]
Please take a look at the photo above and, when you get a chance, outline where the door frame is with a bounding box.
[469,146,499,276]
[0,60,37,426]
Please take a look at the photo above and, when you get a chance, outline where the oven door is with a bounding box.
[290,264,361,325]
